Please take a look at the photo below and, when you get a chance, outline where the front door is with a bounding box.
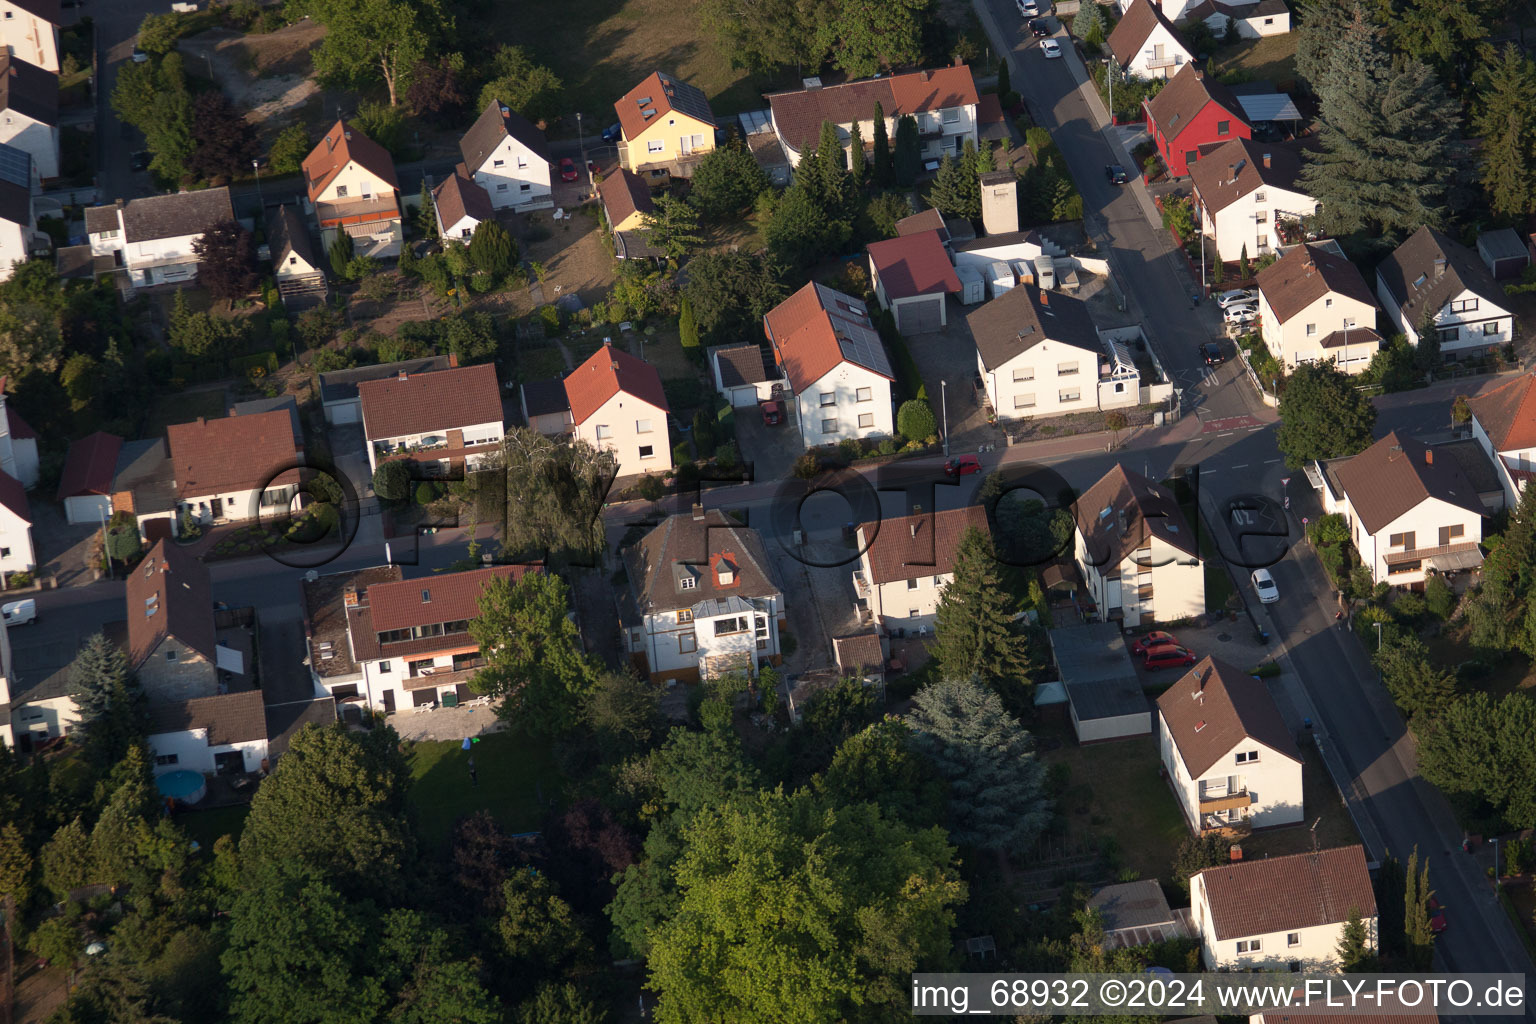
[210,497,224,519]
[382,689,396,713]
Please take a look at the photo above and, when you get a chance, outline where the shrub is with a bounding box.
[672,440,692,465]
[637,474,665,502]
[537,304,561,336]
[876,437,899,456]
[838,436,862,461]
[896,399,936,442]
[372,461,410,503]
[414,482,439,506]
[1424,575,1455,620]
[1249,662,1281,678]
[792,453,820,479]
[691,409,717,457]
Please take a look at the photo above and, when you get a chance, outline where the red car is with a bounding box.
[1144,646,1197,670]
[1131,631,1180,656]
[944,455,982,478]
[559,157,579,182]
[760,400,783,426]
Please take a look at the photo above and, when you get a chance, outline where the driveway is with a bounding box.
[734,405,802,482]
[904,305,998,453]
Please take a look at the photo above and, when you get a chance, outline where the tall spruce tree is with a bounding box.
[1472,45,1536,218]
[1293,0,1362,95]
[71,633,145,770]
[1404,847,1436,970]
[871,102,892,187]
[1386,0,1501,93]
[932,527,1036,706]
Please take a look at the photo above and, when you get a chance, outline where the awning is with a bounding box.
[1427,548,1483,572]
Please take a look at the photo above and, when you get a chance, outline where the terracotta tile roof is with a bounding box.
[1194,846,1377,940]
[1468,373,1536,451]
[145,689,268,746]
[1108,0,1189,68]
[976,92,1008,141]
[563,341,669,425]
[365,563,539,633]
[1188,138,1307,215]
[357,363,503,441]
[0,467,26,523]
[867,229,962,299]
[303,120,400,203]
[710,344,773,388]
[1376,225,1503,323]
[766,65,979,154]
[895,207,947,239]
[615,71,716,144]
[857,504,989,585]
[120,187,235,244]
[7,403,35,440]
[1073,464,1198,565]
[57,430,122,500]
[597,167,654,229]
[165,410,302,500]
[763,281,894,392]
[433,167,493,231]
[626,509,781,614]
[833,631,884,676]
[460,97,549,172]
[1255,242,1376,325]
[1333,431,1485,535]
[1145,64,1247,144]
[318,356,452,405]
[126,539,216,671]
[1156,656,1300,778]
[968,284,1101,370]
[0,53,56,126]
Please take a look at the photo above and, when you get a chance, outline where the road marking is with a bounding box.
[1265,458,1281,464]
[1217,431,1234,437]
[1230,463,1248,469]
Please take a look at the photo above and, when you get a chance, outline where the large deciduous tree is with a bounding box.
[188,91,260,182]
[306,0,448,107]
[468,570,598,737]
[476,46,564,125]
[819,0,931,78]
[191,220,259,303]
[700,0,822,74]
[1275,361,1377,469]
[1417,691,1536,829]
[932,527,1036,702]
[681,250,786,343]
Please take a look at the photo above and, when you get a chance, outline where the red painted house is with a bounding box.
[1143,64,1250,178]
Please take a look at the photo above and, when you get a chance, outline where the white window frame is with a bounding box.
[647,140,666,154]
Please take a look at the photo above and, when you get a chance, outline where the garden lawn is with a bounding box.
[1211,34,1297,85]
[1423,622,1536,699]
[179,805,249,851]
[405,731,562,852]
[1239,749,1360,858]
[517,343,568,381]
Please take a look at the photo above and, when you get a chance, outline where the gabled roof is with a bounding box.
[1333,431,1485,534]
[763,282,894,393]
[968,284,1102,370]
[303,120,400,202]
[615,71,717,143]
[0,53,57,126]
[710,344,773,388]
[0,466,26,523]
[1073,464,1199,564]
[1194,846,1377,940]
[365,564,538,633]
[3,0,59,22]
[1468,373,1536,452]
[564,341,669,425]
[433,167,493,230]
[1255,242,1376,325]
[125,539,216,671]
[318,356,452,405]
[145,689,268,746]
[119,187,235,244]
[1087,879,1177,932]
[895,207,948,240]
[597,167,654,227]
[1156,656,1300,778]
[460,97,550,171]
[866,229,962,299]
[857,505,989,585]
[1187,138,1307,215]
[626,508,781,614]
[833,631,884,677]
[1376,225,1504,322]
[357,362,503,441]
[266,202,318,271]
[57,430,123,500]
[766,65,979,154]
[1145,64,1247,144]
[520,377,571,418]
[1107,0,1190,68]
[83,203,120,236]
[165,410,301,500]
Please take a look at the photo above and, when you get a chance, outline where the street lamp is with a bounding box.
[1341,318,1352,373]
[940,379,949,458]
[252,159,262,207]
[1492,837,1501,901]
[1374,620,1383,650]
[576,112,587,185]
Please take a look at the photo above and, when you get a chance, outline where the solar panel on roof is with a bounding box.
[0,143,30,190]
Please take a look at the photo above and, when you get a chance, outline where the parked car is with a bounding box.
[1040,39,1062,58]
[558,157,579,182]
[1216,288,1256,309]
[1145,645,1197,670]
[1223,304,1259,326]
[1251,567,1279,604]
[944,455,982,478]
[1016,0,1039,15]
[601,122,623,143]
[760,400,783,426]
[1130,630,1179,656]
[1029,18,1050,36]
[1105,164,1129,185]
[130,151,151,172]
[131,48,149,63]
[1201,342,1224,366]
[2,599,36,626]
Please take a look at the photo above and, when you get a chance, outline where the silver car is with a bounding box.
[1251,568,1279,604]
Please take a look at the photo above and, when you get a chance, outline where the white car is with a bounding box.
[1216,289,1256,309]
[1017,0,1039,14]
[1251,568,1279,604]
[2,599,36,625]
[1041,38,1062,58]
[1223,304,1259,326]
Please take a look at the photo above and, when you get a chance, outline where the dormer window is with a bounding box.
[680,576,697,590]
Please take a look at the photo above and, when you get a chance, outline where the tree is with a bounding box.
[406,54,465,116]
[28,916,82,970]
[1172,831,1229,894]
[896,398,935,441]
[192,220,258,303]
[1337,905,1376,971]
[136,12,183,55]
[817,719,947,830]
[476,46,564,125]
[417,179,438,240]
[764,183,848,272]
[329,231,355,278]
[1471,45,1536,218]
[372,460,410,503]
[1403,847,1436,970]
[925,138,982,221]
[0,301,63,380]
[188,90,260,181]
[305,0,447,107]
[682,251,786,343]
[497,868,589,971]
[40,817,94,899]
[1076,0,1108,47]
[932,528,1036,698]
[60,352,99,413]
[268,124,310,175]
[677,295,700,356]
[893,114,921,187]
[586,669,660,758]
[849,121,867,190]
[871,102,892,188]
[1275,361,1378,469]
[820,0,929,78]
[1451,393,1472,425]
[353,100,405,154]
[468,570,598,737]
[997,59,1011,99]
[1293,0,1357,94]
[688,142,770,220]
[112,53,195,183]
[0,821,33,908]
[1373,635,1457,720]
[642,195,705,261]
[518,982,608,1024]
[906,677,1051,850]
[498,428,616,565]
[468,219,516,276]
[1417,691,1536,829]
[71,633,145,769]
[1387,0,1502,92]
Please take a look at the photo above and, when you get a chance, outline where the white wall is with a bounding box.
[1075,528,1203,627]
[471,136,553,211]
[313,158,396,206]
[179,484,294,529]
[1258,289,1377,373]
[1472,415,1523,508]
[793,362,893,449]
[1378,276,1513,356]
[1200,182,1316,263]
[3,692,79,751]
[0,503,33,572]
[0,116,56,180]
[1158,711,1303,831]
[1071,702,1152,742]
[1345,493,1483,585]
[637,601,783,680]
[856,532,952,633]
[1192,873,1373,970]
[147,728,268,776]
[1204,7,1291,38]
[0,218,28,282]
[0,3,59,73]
[64,493,112,527]
[981,339,1109,421]
[1124,22,1193,80]
[366,419,504,474]
[574,392,672,478]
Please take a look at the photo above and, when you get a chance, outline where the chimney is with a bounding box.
[1193,69,1203,81]
[1425,448,1433,465]
[1040,290,1050,306]
[343,588,358,608]
[692,502,706,521]
[1433,257,1446,278]
[1262,152,1272,169]
[980,172,1019,235]
[447,352,459,368]
[1228,162,1237,181]
[398,370,408,381]
[196,417,205,427]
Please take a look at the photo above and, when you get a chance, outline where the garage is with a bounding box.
[1050,623,1152,743]
[893,295,945,335]
[710,344,779,408]
[64,494,112,527]
[57,431,124,525]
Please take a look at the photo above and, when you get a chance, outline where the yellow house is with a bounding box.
[615,71,717,182]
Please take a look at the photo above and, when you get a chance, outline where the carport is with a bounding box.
[1049,622,1152,743]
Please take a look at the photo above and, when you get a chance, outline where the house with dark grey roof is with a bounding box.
[0,141,40,280]
[1375,225,1514,359]
[433,164,494,240]
[622,506,784,684]
[317,355,453,425]
[518,377,572,436]
[265,201,327,309]
[85,186,236,289]
[1072,464,1202,627]
[709,343,780,408]
[0,584,121,753]
[459,97,552,211]
[1048,622,1152,742]
[0,52,57,180]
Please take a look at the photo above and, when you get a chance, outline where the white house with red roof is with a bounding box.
[0,467,32,575]
[853,505,990,634]
[0,383,38,489]
[762,282,895,450]
[564,340,671,478]
[1469,373,1536,506]
[432,167,493,241]
[459,97,552,211]
[164,410,304,535]
[303,119,402,257]
[867,229,961,334]
[358,361,505,475]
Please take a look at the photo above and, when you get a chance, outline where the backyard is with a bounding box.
[404,732,563,852]
[1210,32,1299,86]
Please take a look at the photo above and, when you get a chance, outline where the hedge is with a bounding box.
[874,309,927,402]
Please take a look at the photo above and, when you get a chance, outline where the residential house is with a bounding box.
[597,167,657,260]
[1316,431,1484,585]
[564,340,671,478]
[710,343,780,409]
[969,284,1139,421]
[866,229,961,334]
[459,97,552,211]
[0,465,30,575]
[85,186,236,289]
[1086,880,1188,948]
[358,362,504,476]
[126,540,220,702]
[1107,0,1195,81]
[163,410,304,535]
[0,141,37,278]
[57,429,121,525]
[301,563,541,714]
[762,281,895,449]
[1467,372,1536,506]
[0,615,71,752]
[1143,65,1250,178]
[1186,0,1291,37]
[622,506,785,684]
[766,65,979,169]
[853,504,990,635]
[1190,845,1377,970]
[433,165,493,240]
[1376,225,1514,360]
[518,377,573,436]
[1156,655,1303,833]
[0,53,55,180]
[302,120,402,258]
[614,71,717,183]
[0,381,37,488]
[265,201,327,309]
[0,0,58,73]
[1072,464,1204,627]
[146,689,269,778]
[1188,139,1315,263]
[317,354,452,425]
[1255,242,1380,374]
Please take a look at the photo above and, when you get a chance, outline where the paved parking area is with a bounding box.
[734,406,802,482]
[904,303,1000,451]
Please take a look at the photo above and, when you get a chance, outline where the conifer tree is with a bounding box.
[1337,905,1375,971]
[893,115,921,187]
[1471,45,1536,218]
[849,121,867,190]
[932,527,1036,699]
[871,101,892,187]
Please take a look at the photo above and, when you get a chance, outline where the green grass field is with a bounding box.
[1211,33,1298,86]
[404,732,563,851]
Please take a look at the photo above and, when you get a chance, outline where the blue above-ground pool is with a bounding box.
[156,770,207,806]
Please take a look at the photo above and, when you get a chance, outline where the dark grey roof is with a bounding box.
[0,175,28,228]
[1088,879,1177,932]
[1376,225,1504,322]
[710,344,773,388]
[967,284,1101,370]
[83,203,121,236]
[3,599,120,714]
[231,394,301,440]
[1477,227,1528,262]
[112,437,177,515]
[145,690,269,746]
[55,243,94,279]
[0,52,57,126]
[266,203,319,272]
[1067,677,1149,722]
[520,377,570,418]
[120,187,235,244]
[460,98,550,172]
[318,355,453,404]
[1432,438,1502,496]
[1050,623,1139,686]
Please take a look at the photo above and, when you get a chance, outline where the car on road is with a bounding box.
[1216,288,1256,309]
[1223,304,1259,326]
[1145,645,1197,670]
[944,455,982,478]
[559,157,578,182]
[601,122,623,143]
[1040,39,1062,58]
[760,400,783,426]
[2,599,35,626]
[1029,18,1050,36]
[1105,163,1129,185]
[1016,0,1039,15]
[1251,567,1279,604]
[131,48,149,63]
[130,151,151,172]
[1130,630,1179,656]
[1201,342,1224,366]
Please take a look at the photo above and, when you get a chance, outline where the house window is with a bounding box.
[858,413,874,428]
[1059,388,1081,403]
[638,445,655,459]
[941,108,960,123]
[855,387,872,402]
[1254,211,1267,224]
[1438,524,1465,545]
[1484,322,1501,336]
[1388,531,1416,550]
[1114,382,1125,393]
[493,159,505,168]
[679,632,696,653]
[336,185,348,197]
[1014,393,1036,409]
[1438,326,1459,344]
[0,547,10,558]
[678,609,694,623]
[1254,191,1266,203]
[820,392,836,406]
[1012,367,1035,382]
[166,650,178,662]
[821,418,838,433]
[517,157,528,169]
[1216,120,1231,136]
[680,577,697,590]
[1450,298,1479,313]
[908,609,920,618]
[100,229,119,239]
[517,184,528,192]
[1257,235,1269,249]
[1263,15,1274,22]
[379,661,392,673]
[1236,939,1261,953]
[636,418,653,433]
[1235,750,1259,764]
[1305,324,1317,336]
[647,140,665,154]
[1057,361,1079,376]
[155,754,178,766]
[713,616,750,636]
[595,424,612,440]
[907,578,920,590]
[1287,933,1301,947]
[757,638,768,650]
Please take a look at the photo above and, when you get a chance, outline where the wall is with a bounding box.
[147,728,267,775]
[1472,417,1522,508]
[623,113,716,172]
[0,505,34,572]
[5,693,81,751]
[1192,874,1369,971]
[793,363,893,449]
[1072,702,1152,742]
[313,158,397,206]
[574,392,672,477]
[1155,102,1250,178]
[1260,290,1377,373]
[472,136,554,211]
[64,493,113,527]
[983,339,1106,421]
[137,638,219,703]
[0,116,56,179]
[1124,22,1193,80]
[0,218,28,282]
[0,5,59,72]
[1203,182,1316,264]
[180,484,296,527]
[1365,495,1484,584]
[366,419,504,473]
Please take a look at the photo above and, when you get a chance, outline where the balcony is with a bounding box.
[853,570,870,598]
[1144,55,1178,69]
[1199,789,1252,814]
[315,195,401,228]
[1382,541,1482,572]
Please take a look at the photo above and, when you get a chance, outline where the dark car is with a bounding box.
[760,400,783,426]
[1130,631,1179,656]
[944,455,982,478]
[1105,164,1130,185]
[1144,646,1197,671]
[1029,18,1049,36]
[601,122,623,143]
[1201,342,1224,366]
[130,151,151,172]
[559,157,578,182]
